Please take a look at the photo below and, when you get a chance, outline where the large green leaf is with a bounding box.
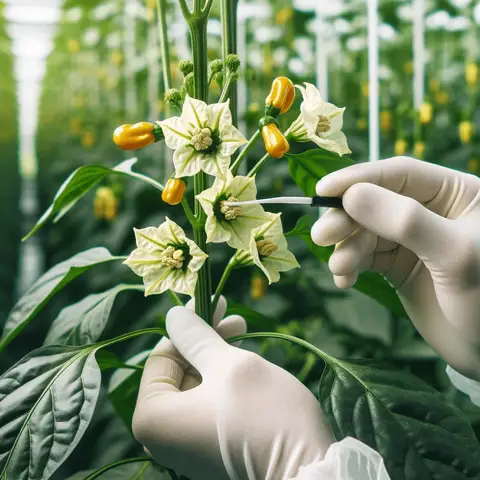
[66,458,169,479]
[0,248,122,352]
[44,284,144,346]
[319,357,480,480]
[0,345,101,479]
[108,350,150,429]
[287,216,406,317]
[23,158,163,240]
[286,149,354,197]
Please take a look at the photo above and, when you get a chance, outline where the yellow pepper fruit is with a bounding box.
[413,142,425,159]
[113,122,156,150]
[380,111,392,132]
[94,187,118,221]
[465,63,478,86]
[162,178,187,206]
[459,121,474,144]
[261,121,290,158]
[356,118,367,130]
[82,131,95,148]
[275,7,293,25]
[265,76,295,116]
[429,79,440,92]
[251,273,268,299]
[419,103,433,124]
[467,159,479,173]
[394,139,408,156]
[435,91,449,105]
[361,82,369,97]
[67,39,80,54]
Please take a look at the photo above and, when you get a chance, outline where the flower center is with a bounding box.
[160,246,185,269]
[220,196,241,221]
[256,239,279,257]
[191,127,214,151]
[316,115,331,134]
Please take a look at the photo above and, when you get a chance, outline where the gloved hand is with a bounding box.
[132,296,335,480]
[311,156,480,380]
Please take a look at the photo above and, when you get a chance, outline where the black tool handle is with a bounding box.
[311,196,343,208]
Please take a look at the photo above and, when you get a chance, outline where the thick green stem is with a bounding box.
[230,129,261,175]
[220,0,238,125]
[247,152,270,177]
[189,14,212,325]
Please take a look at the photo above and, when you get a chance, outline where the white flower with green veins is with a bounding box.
[124,217,207,297]
[160,95,247,179]
[196,171,271,250]
[288,82,351,157]
[238,212,300,283]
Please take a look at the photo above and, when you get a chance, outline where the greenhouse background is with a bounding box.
[0,0,479,478]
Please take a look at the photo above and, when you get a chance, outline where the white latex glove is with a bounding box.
[132,296,336,480]
[311,156,480,381]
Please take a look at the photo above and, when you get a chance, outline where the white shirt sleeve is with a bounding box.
[289,437,391,480]
[446,365,480,407]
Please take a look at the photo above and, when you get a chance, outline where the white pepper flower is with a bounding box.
[160,95,247,179]
[124,218,207,297]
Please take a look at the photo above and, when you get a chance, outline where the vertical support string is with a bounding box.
[367,0,379,162]
[413,0,425,109]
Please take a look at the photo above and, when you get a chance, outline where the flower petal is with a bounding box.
[201,153,231,179]
[225,208,270,250]
[227,175,256,200]
[204,215,231,244]
[173,144,204,178]
[312,131,351,156]
[133,226,169,251]
[208,99,232,132]
[196,176,225,217]
[156,217,187,245]
[182,95,209,129]
[185,237,208,273]
[219,125,248,156]
[328,108,346,133]
[123,249,164,277]
[161,116,192,150]
[142,265,174,296]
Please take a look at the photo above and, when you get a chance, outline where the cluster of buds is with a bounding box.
[94,187,118,221]
[113,121,164,151]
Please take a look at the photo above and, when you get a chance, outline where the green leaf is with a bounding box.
[67,457,169,479]
[108,350,150,429]
[1,248,122,352]
[226,301,277,331]
[287,216,406,317]
[0,345,101,479]
[319,357,480,480]
[0,329,167,480]
[286,149,354,197]
[23,158,163,240]
[44,284,144,346]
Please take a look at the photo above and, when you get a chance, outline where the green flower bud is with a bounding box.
[164,88,183,111]
[230,71,240,82]
[184,72,195,97]
[179,60,194,76]
[225,54,241,72]
[214,71,224,87]
[209,59,223,74]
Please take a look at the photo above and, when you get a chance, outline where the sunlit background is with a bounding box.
[0,0,479,475]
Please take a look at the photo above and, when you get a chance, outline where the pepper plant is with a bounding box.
[1,1,480,479]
